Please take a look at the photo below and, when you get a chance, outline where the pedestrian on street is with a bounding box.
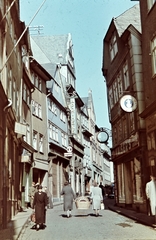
[99,182,105,204]
[60,181,75,218]
[28,182,36,208]
[91,181,103,216]
[43,186,53,209]
[32,185,48,231]
[145,175,156,216]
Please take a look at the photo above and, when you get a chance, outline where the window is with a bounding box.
[23,124,30,144]
[32,100,42,119]
[26,124,30,144]
[147,0,156,11]
[23,83,30,106]
[39,134,43,153]
[108,87,114,109]
[61,132,67,147]
[123,61,130,90]
[23,83,27,102]
[32,100,35,114]
[49,125,59,142]
[113,80,118,104]
[33,131,37,150]
[52,103,57,115]
[34,74,39,88]
[117,72,123,98]
[49,123,53,139]
[34,102,39,116]
[38,104,42,119]
[109,32,118,61]
[38,77,42,91]
[147,131,156,150]
[60,110,66,123]
[151,37,156,75]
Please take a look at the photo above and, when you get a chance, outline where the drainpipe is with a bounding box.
[3,99,12,112]
[3,99,12,228]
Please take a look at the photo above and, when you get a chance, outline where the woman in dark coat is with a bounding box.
[60,181,75,217]
[32,185,47,230]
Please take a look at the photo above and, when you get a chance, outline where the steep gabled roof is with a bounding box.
[31,34,69,64]
[30,36,51,64]
[114,4,141,37]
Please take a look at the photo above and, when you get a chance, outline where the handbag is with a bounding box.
[31,212,36,223]
[101,202,105,210]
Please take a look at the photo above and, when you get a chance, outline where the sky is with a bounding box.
[20,0,138,130]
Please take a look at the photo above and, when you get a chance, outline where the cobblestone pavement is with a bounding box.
[18,204,156,240]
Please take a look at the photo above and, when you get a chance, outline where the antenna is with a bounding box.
[0,0,46,74]
[29,25,44,35]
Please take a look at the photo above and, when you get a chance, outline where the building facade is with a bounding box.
[0,2,112,230]
[139,0,156,182]
[102,4,148,212]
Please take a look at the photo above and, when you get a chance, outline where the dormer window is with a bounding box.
[109,32,118,61]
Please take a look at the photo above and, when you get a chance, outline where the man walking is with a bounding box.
[145,175,156,216]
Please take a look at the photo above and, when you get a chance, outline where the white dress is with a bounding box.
[145,180,156,215]
[91,187,102,210]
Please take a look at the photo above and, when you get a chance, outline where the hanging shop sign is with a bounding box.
[96,127,109,143]
[64,145,73,157]
[120,95,137,112]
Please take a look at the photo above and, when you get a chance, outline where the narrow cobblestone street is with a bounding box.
[18,203,156,240]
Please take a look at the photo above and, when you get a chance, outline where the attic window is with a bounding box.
[109,32,118,61]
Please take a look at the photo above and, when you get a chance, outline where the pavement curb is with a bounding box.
[108,205,156,229]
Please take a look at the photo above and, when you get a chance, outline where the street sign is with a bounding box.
[64,152,72,157]
[67,145,72,153]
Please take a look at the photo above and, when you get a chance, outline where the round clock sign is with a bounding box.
[120,95,137,112]
[96,128,109,143]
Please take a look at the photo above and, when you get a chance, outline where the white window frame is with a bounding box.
[109,32,118,61]
[123,61,130,90]
[35,102,39,116]
[109,87,114,109]
[151,37,156,75]
[117,72,123,98]
[39,134,43,153]
[113,80,118,104]
[49,122,53,139]
[26,124,30,145]
[38,104,42,119]
[32,100,35,114]
[52,125,58,142]
[33,131,37,150]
